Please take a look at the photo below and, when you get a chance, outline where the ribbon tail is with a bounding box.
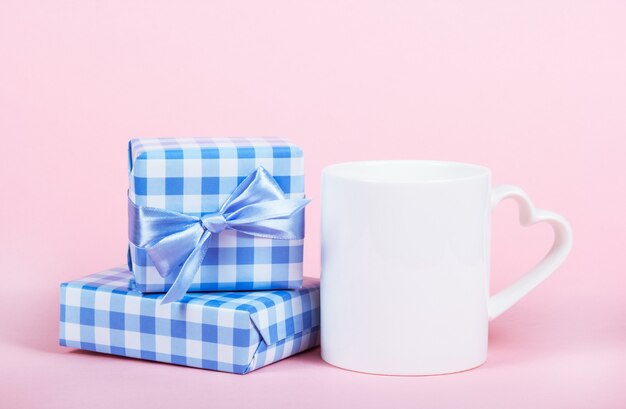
[160,231,213,305]
[146,224,204,278]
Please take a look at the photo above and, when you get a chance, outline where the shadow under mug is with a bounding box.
[320,160,573,375]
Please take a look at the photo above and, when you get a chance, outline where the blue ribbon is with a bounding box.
[128,166,310,304]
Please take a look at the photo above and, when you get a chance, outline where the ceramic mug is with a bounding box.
[320,160,573,375]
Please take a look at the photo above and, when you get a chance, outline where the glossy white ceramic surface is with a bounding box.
[320,160,572,375]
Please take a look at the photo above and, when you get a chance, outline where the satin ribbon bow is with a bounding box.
[128,166,310,304]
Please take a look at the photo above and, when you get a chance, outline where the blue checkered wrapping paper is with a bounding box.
[128,137,305,293]
[59,266,320,374]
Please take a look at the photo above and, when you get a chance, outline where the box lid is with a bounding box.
[128,137,302,174]
[127,137,305,217]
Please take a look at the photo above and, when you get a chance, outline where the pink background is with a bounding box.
[1,1,625,408]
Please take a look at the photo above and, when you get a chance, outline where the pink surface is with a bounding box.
[0,1,624,408]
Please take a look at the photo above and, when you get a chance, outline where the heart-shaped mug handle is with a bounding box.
[488,185,573,320]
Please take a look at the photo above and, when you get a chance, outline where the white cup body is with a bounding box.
[321,160,491,375]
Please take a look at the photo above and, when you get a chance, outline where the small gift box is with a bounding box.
[59,266,320,374]
[128,138,308,302]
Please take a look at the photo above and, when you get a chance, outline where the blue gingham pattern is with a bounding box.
[59,266,320,374]
[128,138,305,293]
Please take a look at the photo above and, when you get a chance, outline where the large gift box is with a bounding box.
[127,138,307,297]
[59,266,320,374]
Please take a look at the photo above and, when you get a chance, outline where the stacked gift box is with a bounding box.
[60,138,320,374]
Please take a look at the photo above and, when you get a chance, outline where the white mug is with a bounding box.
[320,160,572,375]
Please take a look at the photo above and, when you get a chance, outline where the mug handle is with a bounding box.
[488,185,573,320]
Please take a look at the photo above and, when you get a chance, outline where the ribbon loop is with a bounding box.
[128,166,310,304]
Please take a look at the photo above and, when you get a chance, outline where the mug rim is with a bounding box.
[322,160,491,184]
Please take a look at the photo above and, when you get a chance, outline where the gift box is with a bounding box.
[59,266,320,374]
[128,138,306,296]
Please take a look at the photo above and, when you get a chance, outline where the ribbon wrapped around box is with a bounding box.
[59,266,320,374]
[128,138,308,301]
